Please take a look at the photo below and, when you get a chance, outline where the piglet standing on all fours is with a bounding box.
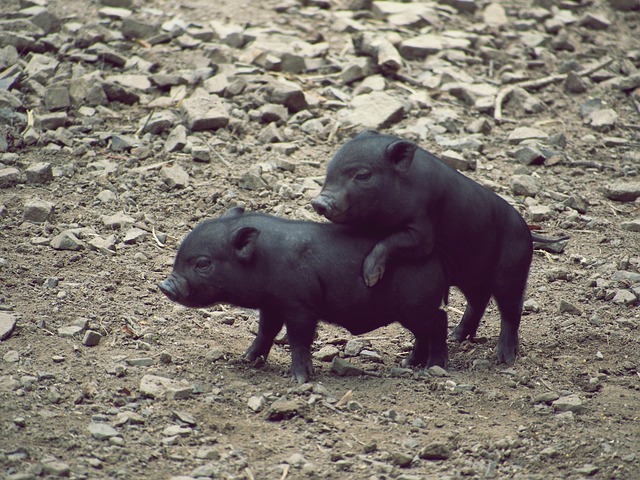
[158,207,449,384]
[312,130,568,366]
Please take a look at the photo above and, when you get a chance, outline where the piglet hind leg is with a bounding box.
[243,309,284,365]
[450,289,491,342]
[494,292,524,366]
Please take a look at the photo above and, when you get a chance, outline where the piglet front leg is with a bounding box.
[244,309,284,364]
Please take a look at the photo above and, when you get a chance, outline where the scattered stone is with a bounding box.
[82,330,102,346]
[159,163,190,189]
[268,80,308,113]
[427,365,449,377]
[588,108,617,131]
[604,182,640,202]
[558,300,582,315]
[139,374,193,400]
[102,212,135,228]
[23,198,55,223]
[331,356,365,377]
[25,162,53,184]
[552,394,585,413]
[528,205,551,222]
[248,395,266,412]
[313,345,339,362]
[88,422,120,440]
[58,318,88,338]
[126,357,153,366]
[418,442,451,460]
[508,127,548,144]
[41,458,71,477]
[182,89,229,131]
[0,312,17,341]
[123,227,147,245]
[441,149,475,170]
[510,175,540,197]
[0,167,22,188]
[611,290,637,305]
[266,397,307,421]
[164,125,188,153]
[50,231,84,251]
[340,91,405,129]
[621,218,640,232]
[514,146,546,165]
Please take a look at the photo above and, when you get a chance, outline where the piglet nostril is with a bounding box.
[311,198,328,217]
[158,279,177,301]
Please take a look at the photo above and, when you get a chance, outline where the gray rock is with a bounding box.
[88,422,119,440]
[580,13,611,29]
[50,231,83,251]
[0,312,17,341]
[97,189,117,204]
[508,127,548,144]
[41,459,71,477]
[340,91,405,130]
[164,125,187,153]
[510,175,540,197]
[139,374,193,399]
[87,42,128,67]
[564,71,588,94]
[612,290,637,305]
[139,110,176,135]
[247,395,266,413]
[604,182,640,202]
[44,84,71,111]
[552,394,585,413]
[313,345,339,362]
[558,299,582,315]
[88,236,117,255]
[621,218,640,232]
[191,145,210,162]
[268,80,308,113]
[203,73,229,96]
[427,365,448,377]
[266,397,307,421]
[528,204,551,221]
[160,164,189,189]
[25,162,53,184]
[182,89,229,131]
[123,227,146,244]
[82,330,102,346]
[418,442,451,460]
[440,150,475,171]
[121,17,159,39]
[126,357,153,366]
[0,167,22,188]
[331,356,365,377]
[588,108,617,131]
[608,0,640,11]
[102,212,135,228]
[24,198,55,223]
[24,53,59,83]
[260,103,289,124]
[110,134,139,152]
[514,145,546,165]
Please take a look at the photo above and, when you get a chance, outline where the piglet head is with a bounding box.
[159,207,261,309]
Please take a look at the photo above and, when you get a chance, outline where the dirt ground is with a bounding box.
[1,0,639,479]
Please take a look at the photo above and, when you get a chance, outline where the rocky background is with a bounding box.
[1,0,639,478]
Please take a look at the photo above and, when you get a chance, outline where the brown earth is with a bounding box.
[1,0,639,479]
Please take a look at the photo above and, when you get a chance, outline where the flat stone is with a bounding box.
[331,356,365,377]
[121,17,159,39]
[24,162,53,184]
[159,164,189,189]
[483,3,508,26]
[558,299,582,315]
[419,442,451,460]
[580,13,611,30]
[23,198,55,223]
[508,127,549,144]
[88,422,119,440]
[612,290,637,305]
[621,218,640,232]
[50,231,83,251]
[203,73,229,95]
[266,397,307,421]
[0,167,22,188]
[102,212,135,228]
[514,146,546,165]
[0,312,17,341]
[123,227,146,244]
[247,395,266,412]
[139,374,193,400]
[110,134,139,151]
[528,204,551,221]
[24,53,59,83]
[181,89,229,131]
[164,124,187,153]
[139,109,176,135]
[268,80,308,113]
[88,235,116,255]
[604,182,640,202]
[126,357,153,366]
[44,84,71,111]
[312,345,339,362]
[41,459,71,477]
[552,394,585,413]
[82,330,102,346]
[510,174,540,197]
[340,91,405,130]
[440,150,475,171]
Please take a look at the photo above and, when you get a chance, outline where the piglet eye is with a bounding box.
[194,257,212,270]
[354,171,371,181]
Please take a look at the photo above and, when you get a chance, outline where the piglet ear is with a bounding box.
[385,140,417,173]
[223,206,245,218]
[232,226,259,262]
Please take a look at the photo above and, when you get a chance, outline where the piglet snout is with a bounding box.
[158,276,189,302]
[311,196,331,217]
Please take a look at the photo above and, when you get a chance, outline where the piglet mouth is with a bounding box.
[158,275,189,302]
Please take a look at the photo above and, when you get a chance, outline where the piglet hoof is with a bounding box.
[363,261,384,287]
[496,346,517,366]
[451,324,471,342]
